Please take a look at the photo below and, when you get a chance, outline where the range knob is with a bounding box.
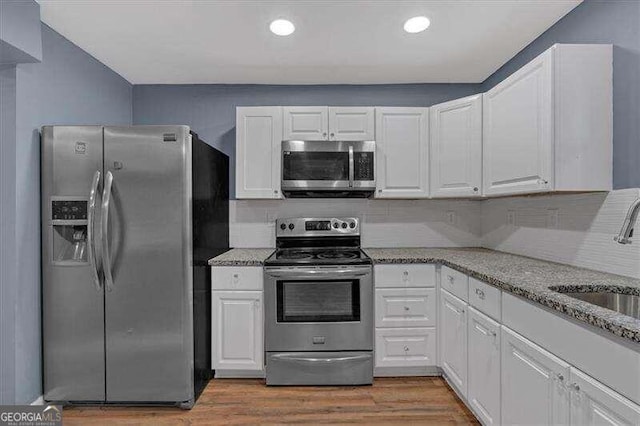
[288,223,295,230]
[280,223,286,230]
[349,221,356,229]
[341,222,347,229]
[333,222,339,229]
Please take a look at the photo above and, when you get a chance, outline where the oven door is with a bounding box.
[281,140,375,192]
[264,266,373,352]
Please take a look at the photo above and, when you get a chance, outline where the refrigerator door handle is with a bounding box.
[87,170,102,291]
[101,171,114,292]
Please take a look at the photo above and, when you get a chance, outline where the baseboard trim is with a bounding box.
[214,370,265,379]
[374,366,441,377]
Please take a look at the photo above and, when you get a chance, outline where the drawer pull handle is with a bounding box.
[475,288,485,299]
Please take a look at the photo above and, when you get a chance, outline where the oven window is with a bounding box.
[283,152,349,181]
[277,280,360,322]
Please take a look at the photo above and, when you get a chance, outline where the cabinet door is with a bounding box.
[212,291,263,371]
[570,368,640,426]
[236,107,282,199]
[283,106,328,140]
[483,49,554,196]
[375,107,429,198]
[375,328,437,368]
[440,289,468,397]
[501,326,570,426]
[430,94,482,198]
[328,107,375,141]
[468,307,501,426]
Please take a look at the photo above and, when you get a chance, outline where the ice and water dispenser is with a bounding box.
[50,199,89,263]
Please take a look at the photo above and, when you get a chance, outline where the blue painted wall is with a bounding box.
[0,65,18,405]
[0,23,132,404]
[133,83,483,198]
[482,0,640,189]
[0,0,42,63]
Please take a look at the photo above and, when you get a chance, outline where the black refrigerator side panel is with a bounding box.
[191,132,229,400]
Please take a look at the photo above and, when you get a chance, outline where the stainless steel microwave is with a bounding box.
[281,140,376,198]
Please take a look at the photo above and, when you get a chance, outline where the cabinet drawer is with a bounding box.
[212,266,263,290]
[441,266,469,302]
[375,288,436,328]
[468,277,501,321]
[375,328,437,368]
[374,264,436,288]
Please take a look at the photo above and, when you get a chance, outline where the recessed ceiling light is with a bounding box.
[404,16,430,33]
[270,19,295,36]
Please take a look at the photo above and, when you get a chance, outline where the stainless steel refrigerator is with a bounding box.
[41,125,228,408]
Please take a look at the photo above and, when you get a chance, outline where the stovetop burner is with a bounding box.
[266,247,371,266]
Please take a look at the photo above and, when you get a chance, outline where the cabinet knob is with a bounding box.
[473,187,479,192]
[330,132,335,138]
[274,190,279,194]
[378,189,382,193]
[322,132,327,137]
[556,373,564,382]
[404,306,410,311]
[447,275,454,283]
[403,346,409,352]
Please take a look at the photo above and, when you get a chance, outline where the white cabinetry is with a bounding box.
[283,106,374,141]
[569,368,640,426]
[375,107,429,198]
[439,289,468,397]
[430,94,482,198]
[328,107,375,141]
[467,307,501,426]
[374,264,437,376]
[211,266,264,376]
[235,107,283,199]
[501,326,571,425]
[483,44,612,196]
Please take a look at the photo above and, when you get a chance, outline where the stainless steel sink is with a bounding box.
[558,291,640,320]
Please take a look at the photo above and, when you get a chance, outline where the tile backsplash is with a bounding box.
[229,189,640,279]
[230,199,483,248]
[482,189,640,279]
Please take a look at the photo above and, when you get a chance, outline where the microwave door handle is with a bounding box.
[348,145,354,188]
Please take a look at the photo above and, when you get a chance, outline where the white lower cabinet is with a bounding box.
[501,326,571,425]
[467,307,501,426]
[375,288,436,328]
[375,328,437,368]
[212,290,263,372]
[439,289,468,397]
[569,368,640,426]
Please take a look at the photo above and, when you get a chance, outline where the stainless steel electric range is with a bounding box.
[263,217,373,386]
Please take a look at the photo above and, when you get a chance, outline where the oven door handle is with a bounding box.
[271,353,372,363]
[265,268,371,278]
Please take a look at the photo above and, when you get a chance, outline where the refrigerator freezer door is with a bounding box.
[103,126,194,403]
[42,126,106,402]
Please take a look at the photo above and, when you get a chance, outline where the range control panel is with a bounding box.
[276,217,359,237]
[52,200,88,221]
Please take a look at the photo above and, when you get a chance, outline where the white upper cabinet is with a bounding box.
[235,107,283,199]
[283,106,328,140]
[375,107,429,198]
[283,106,374,141]
[328,107,375,141]
[483,44,612,196]
[430,94,482,198]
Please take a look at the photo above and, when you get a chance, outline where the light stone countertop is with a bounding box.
[208,247,640,344]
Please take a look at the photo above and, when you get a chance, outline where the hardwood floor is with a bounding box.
[63,377,479,425]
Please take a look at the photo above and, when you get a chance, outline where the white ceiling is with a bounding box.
[38,0,582,85]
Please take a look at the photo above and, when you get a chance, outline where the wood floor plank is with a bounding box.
[62,377,479,425]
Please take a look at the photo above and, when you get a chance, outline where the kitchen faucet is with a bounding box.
[614,198,640,244]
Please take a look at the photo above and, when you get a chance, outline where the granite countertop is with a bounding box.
[208,247,640,344]
[365,248,640,344]
[208,248,274,266]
